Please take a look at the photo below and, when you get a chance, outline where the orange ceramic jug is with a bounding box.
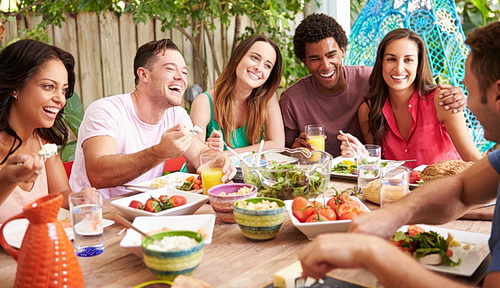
[0,194,84,288]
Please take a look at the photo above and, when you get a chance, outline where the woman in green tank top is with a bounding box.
[190,35,285,154]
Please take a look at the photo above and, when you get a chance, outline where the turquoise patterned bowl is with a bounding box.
[142,231,204,281]
[233,197,287,241]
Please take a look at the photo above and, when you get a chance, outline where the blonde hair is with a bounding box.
[214,35,282,146]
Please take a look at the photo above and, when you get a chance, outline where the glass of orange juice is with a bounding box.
[305,124,326,162]
[200,151,224,195]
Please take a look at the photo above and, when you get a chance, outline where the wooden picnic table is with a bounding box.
[0,178,493,288]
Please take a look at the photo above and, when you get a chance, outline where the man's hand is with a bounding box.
[154,124,192,159]
[205,130,224,152]
[348,208,404,240]
[3,153,44,184]
[337,132,362,157]
[437,84,466,113]
[299,233,383,280]
[292,132,314,150]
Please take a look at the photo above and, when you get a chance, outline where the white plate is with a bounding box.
[331,156,424,189]
[284,196,370,240]
[119,214,215,257]
[110,188,208,219]
[2,208,114,249]
[397,224,490,276]
[125,172,199,193]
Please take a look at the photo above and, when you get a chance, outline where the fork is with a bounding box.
[339,130,357,159]
[294,277,323,288]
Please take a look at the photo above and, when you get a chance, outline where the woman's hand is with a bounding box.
[206,130,224,152]
[3,153,44,184]
[437,84,466,113]
[292,132,314,149]
[337,132,362,157]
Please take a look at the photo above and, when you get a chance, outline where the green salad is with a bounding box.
[244,162,328,200]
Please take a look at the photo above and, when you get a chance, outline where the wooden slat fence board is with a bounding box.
[119,13,137,93]
[99,12,123,97]
[182,25,195,89]
[136,19,155,48]
[76,12,103,107]
[53,12,82,97]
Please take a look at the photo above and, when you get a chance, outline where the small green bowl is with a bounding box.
[233,197,287,241]
[142,231,204,281]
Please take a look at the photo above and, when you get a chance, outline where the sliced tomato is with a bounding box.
[407,225,425,237]
[446,249,454,257]
[292,196,315,223]
[158,195,168,202]
[169,195,187,207]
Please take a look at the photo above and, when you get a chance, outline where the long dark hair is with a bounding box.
[366,28,435,144]
[0,39,76,164]
[214,35,283,145]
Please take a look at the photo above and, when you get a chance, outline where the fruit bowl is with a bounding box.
[242,148,332,200]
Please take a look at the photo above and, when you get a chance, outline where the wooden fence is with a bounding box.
[2,12,297,109]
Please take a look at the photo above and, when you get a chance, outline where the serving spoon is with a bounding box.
[114,215,156,242]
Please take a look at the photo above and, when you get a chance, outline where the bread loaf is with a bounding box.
[362,179,381,204]
[421,160,473,182]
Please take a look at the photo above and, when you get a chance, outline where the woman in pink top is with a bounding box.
[340,29,480,168]
[0,39,76,222]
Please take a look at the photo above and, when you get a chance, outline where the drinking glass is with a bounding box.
[380,166,410,207]
[305,124,326,162]
[69,190,104,257]
[200,151,225,195]
[356,144,381,192]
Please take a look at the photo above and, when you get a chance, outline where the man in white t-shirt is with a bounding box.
[69,39,235,199]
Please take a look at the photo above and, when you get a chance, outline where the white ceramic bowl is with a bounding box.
[111,188,208,219]
[120,214,215,257]
[284,196,370,240]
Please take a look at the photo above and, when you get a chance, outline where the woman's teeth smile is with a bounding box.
[248,71,260,81]
[391,75,408,80]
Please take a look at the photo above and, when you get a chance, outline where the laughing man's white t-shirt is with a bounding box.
[69,93,193,199]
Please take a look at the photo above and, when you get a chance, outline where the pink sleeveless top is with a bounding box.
[381,89,461,169]
[0,153,49,223]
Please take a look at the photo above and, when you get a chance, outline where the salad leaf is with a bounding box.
[245,162,328,200]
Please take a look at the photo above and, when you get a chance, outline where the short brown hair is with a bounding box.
[465,21,500,102]
[133,39,180,85]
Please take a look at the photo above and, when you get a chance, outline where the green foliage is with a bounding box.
[61,92,84,162]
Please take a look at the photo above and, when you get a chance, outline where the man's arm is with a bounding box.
[83,125,192,188]
[349,156,498,239]
[299,233,469,288]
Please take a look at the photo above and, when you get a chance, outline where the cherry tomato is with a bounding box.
[169,195,187,207]
[305,213,328,222]
[318,207,337,221]
[326,197,340,211]
[128,200,144,210]
[409,171,421,183]
[337,202,358,218]
[292,196,315,223]
[446,249,454,257]
[338,211,358,220]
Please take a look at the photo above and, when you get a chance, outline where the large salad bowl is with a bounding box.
[242,148,332,200]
